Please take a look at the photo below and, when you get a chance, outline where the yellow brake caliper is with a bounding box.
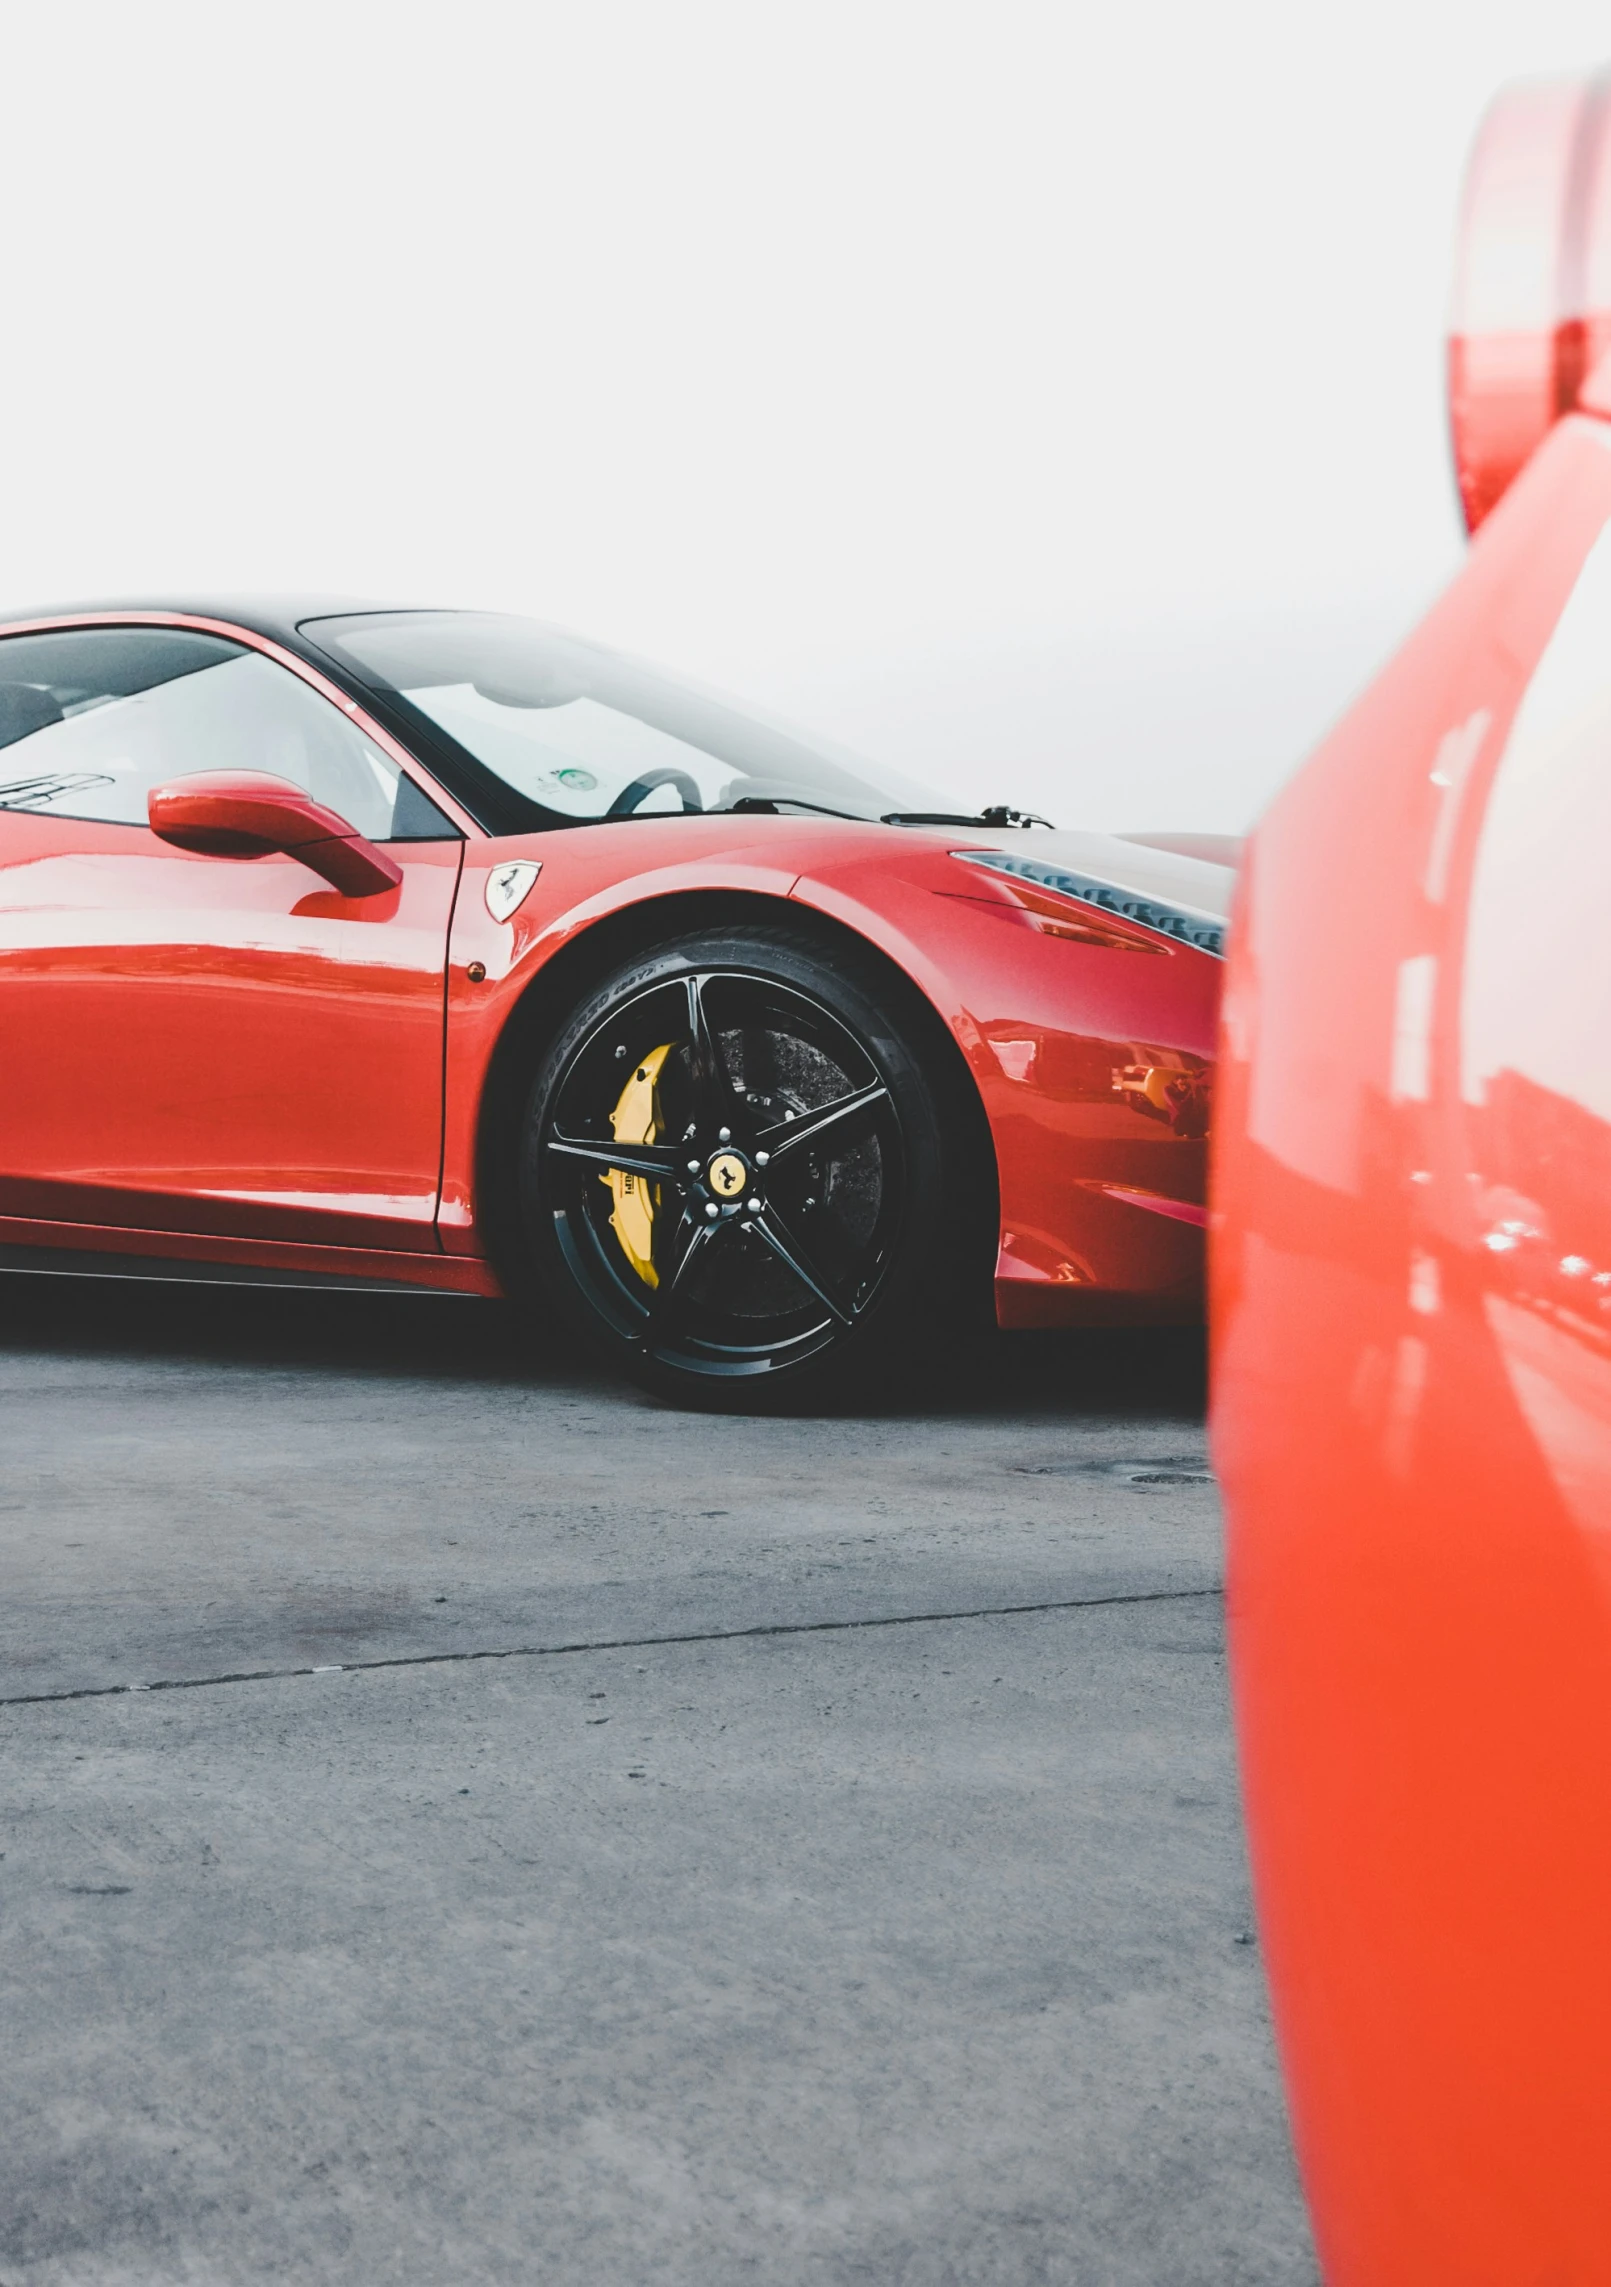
[603,1042,674,1287]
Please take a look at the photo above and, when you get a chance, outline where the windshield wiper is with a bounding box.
[721,796,864,821]
[881,805,1054,829]
[642,796,1057,829]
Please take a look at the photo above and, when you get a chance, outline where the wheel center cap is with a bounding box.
[706,1150,749,1199]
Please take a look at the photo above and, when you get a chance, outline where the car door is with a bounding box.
[0,622,465,1254]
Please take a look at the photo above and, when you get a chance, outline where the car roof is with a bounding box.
[0,596,442,644]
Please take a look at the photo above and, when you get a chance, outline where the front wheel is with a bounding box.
[517,926,989,1407]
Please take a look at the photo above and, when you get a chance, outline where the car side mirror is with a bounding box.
[147,771,403,898]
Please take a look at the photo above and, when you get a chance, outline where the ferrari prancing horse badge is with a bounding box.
[707,1152,747,1198]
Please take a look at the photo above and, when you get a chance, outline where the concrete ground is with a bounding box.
[0,1274,1317,2287]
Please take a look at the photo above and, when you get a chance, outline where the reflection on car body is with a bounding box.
[0,598,1231,1403]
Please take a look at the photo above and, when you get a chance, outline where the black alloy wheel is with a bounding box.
[519,926,983,1406]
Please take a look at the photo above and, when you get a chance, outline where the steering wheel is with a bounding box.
[605,768,704,818]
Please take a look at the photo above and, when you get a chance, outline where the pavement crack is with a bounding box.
[0,1585,1223,1710]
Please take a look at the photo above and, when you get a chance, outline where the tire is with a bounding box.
[516,923,990,1408]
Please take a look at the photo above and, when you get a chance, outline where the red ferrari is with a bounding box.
[1215,66,1611,2283]
[0,601,1228,1403]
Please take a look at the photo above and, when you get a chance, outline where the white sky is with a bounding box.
[5,0,1609,829]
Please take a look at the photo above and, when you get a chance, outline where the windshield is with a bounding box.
[301,610,971,831]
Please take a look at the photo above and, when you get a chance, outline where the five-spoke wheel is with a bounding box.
[519,927,982,1404]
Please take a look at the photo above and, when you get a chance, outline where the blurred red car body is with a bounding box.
[1215,66,1611,2282]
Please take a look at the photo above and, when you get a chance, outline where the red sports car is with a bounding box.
[1214,66,1611,2282]
[0,601,1229,1402]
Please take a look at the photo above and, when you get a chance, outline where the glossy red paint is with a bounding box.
[0,605,1225,1323]
[1450,70,1611,529]
[148,770,404,897]
[1214,329,1611,2287]
[794,837,1218,1324]
[0,807,463,1249]
[435,817,1220,1322]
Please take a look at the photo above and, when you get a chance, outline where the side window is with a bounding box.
[0,626,458,842]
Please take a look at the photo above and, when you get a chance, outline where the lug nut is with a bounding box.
[687,1160,701,1174]
[718,1126,731,1142]
[746,1198,761,1215]
[754,1151,769,1167]
[705,1203,720,1219]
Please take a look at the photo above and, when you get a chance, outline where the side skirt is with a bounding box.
[0,1217,505,1300]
